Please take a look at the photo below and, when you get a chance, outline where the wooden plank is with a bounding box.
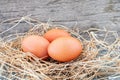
[0,0,120,35]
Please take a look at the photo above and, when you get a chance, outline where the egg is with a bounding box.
[48,37,82,62]
[43,29,70,42]
[21,35,49,59]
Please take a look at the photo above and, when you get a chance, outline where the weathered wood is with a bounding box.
[0,0,120,34]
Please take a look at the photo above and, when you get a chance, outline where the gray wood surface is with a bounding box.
[0,0,120,34]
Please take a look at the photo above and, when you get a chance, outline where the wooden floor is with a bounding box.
[0,0,120,35]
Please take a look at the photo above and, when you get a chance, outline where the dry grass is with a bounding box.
[0,15,120,80]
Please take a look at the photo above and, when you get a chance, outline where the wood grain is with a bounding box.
[0,0,120,34]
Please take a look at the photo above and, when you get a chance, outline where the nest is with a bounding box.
[0,15,120,80]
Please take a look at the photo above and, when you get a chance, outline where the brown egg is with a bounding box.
[43,29,70,42]
[21,35,49,59]
[48,37,82,62]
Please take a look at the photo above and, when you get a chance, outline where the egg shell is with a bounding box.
[44,29,70,42]
[21,35,49,59]
[48,37,82,62]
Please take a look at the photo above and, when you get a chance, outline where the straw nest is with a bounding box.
[0,16,120,80]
